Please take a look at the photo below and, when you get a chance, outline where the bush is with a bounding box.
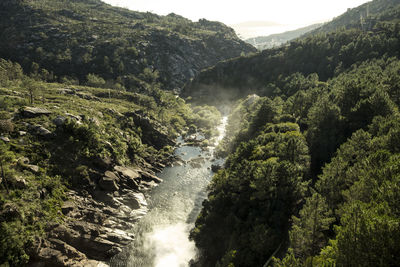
[0,120,14,134]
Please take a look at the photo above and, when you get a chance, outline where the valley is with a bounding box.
[1,0,400,266]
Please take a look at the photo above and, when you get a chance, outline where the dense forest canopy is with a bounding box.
[190,0,400,266]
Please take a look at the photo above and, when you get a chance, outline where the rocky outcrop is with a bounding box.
[31,164,163,266]
[21,107,52,118]
[124,111,174,149]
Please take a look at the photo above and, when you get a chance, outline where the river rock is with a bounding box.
[22,107,52,117]
[138,170,163,183]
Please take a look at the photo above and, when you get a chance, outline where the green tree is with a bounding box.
[290,192,335,260]
[86,73,106,88]
[21,78,41,104]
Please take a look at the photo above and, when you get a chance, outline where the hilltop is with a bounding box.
[0,0,255,91]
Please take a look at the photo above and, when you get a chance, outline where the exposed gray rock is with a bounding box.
[0,136,10,142]
[61,201,75,216]
[114,166,140,180]
[138,169,163,183]
[36,126,52,137]
[22,107,52,117]
[26,164,40,174]
[65,113,81,121]
[28,124,53,138]
[53,116,67,126]
[104,171,119,181]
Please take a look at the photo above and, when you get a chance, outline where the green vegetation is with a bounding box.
[0,0,255,91]
[0,58,220,265]
[183,0,400,103]
[191,1,400,266]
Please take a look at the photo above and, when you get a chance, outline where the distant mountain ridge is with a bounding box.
[0,0,256,91]
[245,23,323,50]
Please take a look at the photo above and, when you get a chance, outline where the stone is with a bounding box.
[18,157,30,165]
[138,170,163,183]
[11,176,28,189]
[189,162,202,168]
[93,156,113,170]
[30,125,52,138]
[26,164,40,174]
[53,115,66,126]
[99,177,119,192]
[65,112,81,121]
[22,107,52,117]
[113,166,140,180]
[61,201,75,215]
[0,136,10,142]
[104,171,119,181]
[18,131,27,136]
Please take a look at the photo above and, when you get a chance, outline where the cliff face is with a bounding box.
[0,0,256,91]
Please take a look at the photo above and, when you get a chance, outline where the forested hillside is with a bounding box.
[190,0,400,266]
[182,0,400,103]
[0,0,255,91]
[0,58,222,265]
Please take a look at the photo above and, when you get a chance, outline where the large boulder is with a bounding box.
[22,107,52,118]
[113,166,140,180]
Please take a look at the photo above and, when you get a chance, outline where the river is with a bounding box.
[110,116,228,267]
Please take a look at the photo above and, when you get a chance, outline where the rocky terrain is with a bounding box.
[0,64,223,266]
[0,0,256,91]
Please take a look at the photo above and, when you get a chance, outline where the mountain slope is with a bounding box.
[310,0,400,34]
[245,23,323,50]
[0,0,256,91]
[182,0,400,104]
[189,1,400,266]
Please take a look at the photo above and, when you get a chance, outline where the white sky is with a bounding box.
[102,0,371,38]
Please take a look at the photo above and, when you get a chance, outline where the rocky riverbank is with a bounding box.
[28,162,171,266]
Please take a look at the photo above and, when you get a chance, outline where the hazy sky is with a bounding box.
[102,0,371,38]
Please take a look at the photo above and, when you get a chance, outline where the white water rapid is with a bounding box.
[110,116,228,267]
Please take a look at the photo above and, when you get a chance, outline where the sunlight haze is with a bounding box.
[102,0,372,38]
